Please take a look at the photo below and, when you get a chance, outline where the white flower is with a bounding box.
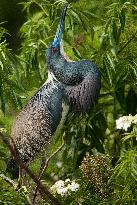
[0,128,7,133]
[53,175,59,181]
[116,114,137,131]
[54,180,64,188]
[65,178,70,183]
[50,179,79,197]
[56,187,68,196]
[50,172,55,177]
[21,186,28,193]
[67,181,79,192]
[56,161,62,168]
[116,115,132,131]
[50,184,57,193]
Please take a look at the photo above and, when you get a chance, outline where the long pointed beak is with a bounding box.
[51,3,68,48]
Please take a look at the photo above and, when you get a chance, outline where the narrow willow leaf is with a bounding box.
[9,89,22,109]
[109,22,118,56]
[0,84,6,113]
[77,11,91,32]
[132,167,137,181]
[68,15,74,32]
[121,134,134,142]
[130,62,137,78]
[0,61,3,70]
[106,53,115,72]
[70,9,83,26]
[104,18,111,33]
[82,11,99,19]
[119,8,126,32]
[72,47,82,59]
[102,55,113,87]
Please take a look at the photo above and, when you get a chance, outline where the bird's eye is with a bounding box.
[52,48,58,53]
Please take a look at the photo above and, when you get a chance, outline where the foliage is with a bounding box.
[0,26,23,113]
[0,180,27,205]
[80,154,113,199]
[111,149,137,204]
[0,0,137,204]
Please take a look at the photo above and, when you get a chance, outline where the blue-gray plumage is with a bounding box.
[7,3,100,177]
[46,3,100,113]
[11,78,64,163]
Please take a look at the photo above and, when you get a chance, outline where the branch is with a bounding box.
[33,137,65,203]
[0,132,62,205]
[0,173,17,187]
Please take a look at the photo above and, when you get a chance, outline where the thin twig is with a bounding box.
[33,137,65,203]
[0,132,62,205]
[0,174,17,187]
[118,31,137,54]
[0,174,33,205]
[40,138,65,179]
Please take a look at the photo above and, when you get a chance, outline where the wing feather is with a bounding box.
[66,71,100,113]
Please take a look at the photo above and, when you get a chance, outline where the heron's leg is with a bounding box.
[15,167,23,190]
[16,167,28,190]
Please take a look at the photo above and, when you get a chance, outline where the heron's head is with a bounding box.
[46,44,60,65]
[46,3,68,64]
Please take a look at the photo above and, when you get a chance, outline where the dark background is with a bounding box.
[0,0,26,51]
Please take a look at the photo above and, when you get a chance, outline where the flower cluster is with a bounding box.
[0,127,7,133]
[116,114,137,131]
[80,154,113,199]
[50,179,79,197]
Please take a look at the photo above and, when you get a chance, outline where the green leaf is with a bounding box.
[119,8,126,32]
[72,47,82,59]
